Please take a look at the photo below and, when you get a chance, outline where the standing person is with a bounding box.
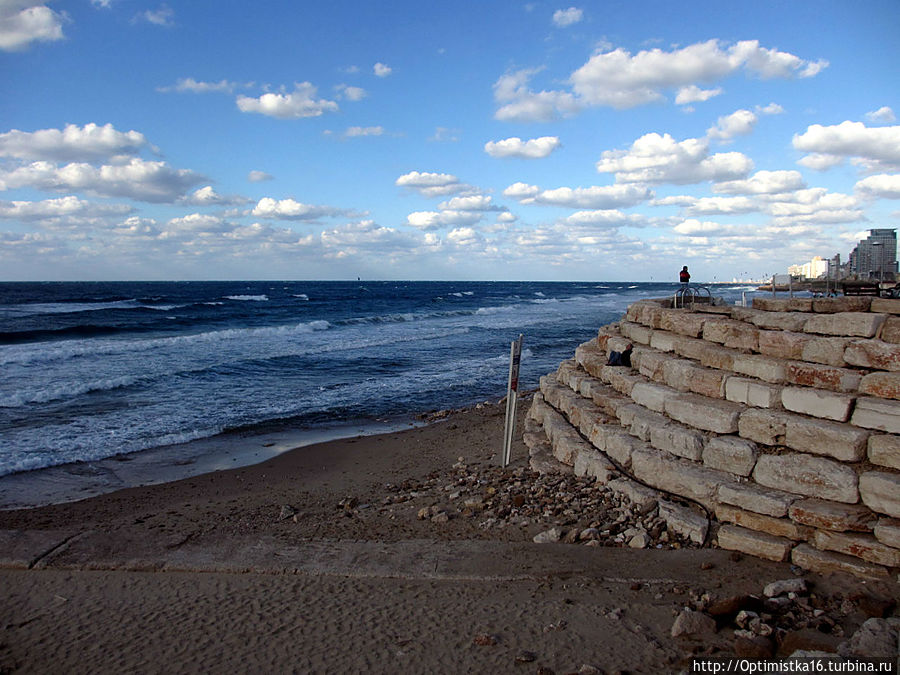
[679,266,691,285]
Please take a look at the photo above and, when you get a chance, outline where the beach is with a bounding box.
[2,398,894,674]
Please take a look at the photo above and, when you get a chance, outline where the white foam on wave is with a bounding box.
[0,373,142,408]
[225,294,269,302]
[293,294,309,300]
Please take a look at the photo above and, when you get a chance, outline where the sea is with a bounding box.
[0,280,756,506]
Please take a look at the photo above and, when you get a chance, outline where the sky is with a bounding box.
[1,0,898,282]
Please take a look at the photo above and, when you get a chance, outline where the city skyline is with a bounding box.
[1,1,899,282]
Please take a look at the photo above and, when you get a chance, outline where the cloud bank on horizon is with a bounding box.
[0,0,898,281]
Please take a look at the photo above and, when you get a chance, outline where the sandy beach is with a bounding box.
[1,397,896,674]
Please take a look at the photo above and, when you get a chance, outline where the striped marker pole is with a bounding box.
[502,334,524,467]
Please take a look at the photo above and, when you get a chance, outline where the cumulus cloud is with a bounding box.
[596,133,753,185]
[756,102,785,115]
[180,185,250,206]
[373,62,392,77]
[134,4,173,26]
[251,197,351,221]
[0,158,206,203]
[0,0,65,51]
[437,195,500,211]
[247,170,272,183]
[344,126,384,138]
[335,84,367,101]
[494,39,826,121]
[675,85,722,105]
[713,170,806,195]
[484,136,561,159]
[157,78,250,94]
[0,196,133,223]
[764,188,862,225]
[707,109,758,142]
[395,170,473,198]
[855,174,900,200]
[504,182,652,208]
[561,209,649,228]
[866,106,896,123]
[552,7,582,27]
[236,83,339,119]
[793,121,900,172]
[406,210,482,230]
[0,123,148,162]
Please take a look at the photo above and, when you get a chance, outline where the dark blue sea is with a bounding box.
[0,280,756,481]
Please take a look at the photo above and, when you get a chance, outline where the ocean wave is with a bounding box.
[0,374,142,408]
[225,294,269,302]
[293,294,309,300]
[0,299,141,316]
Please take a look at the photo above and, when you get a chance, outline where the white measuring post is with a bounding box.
[502,334,524,467]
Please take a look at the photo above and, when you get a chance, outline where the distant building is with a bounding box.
[788,256,829,279]
[849,229,897,281]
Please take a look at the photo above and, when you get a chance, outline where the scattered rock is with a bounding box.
[840,618,898,659]
[473,633,498,646]
[671,609,717,638]
[734,634,774,659]
[763,578,807,598]
[514,651,536,663]
[533,527,564,544]
[278,505,297,521]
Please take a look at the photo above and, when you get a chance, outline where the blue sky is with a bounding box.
[1,0,898,281]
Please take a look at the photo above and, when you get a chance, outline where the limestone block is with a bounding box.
[601,366,643,396]
[859,471,900,518]
[607,478,659,510]
[851,397,900,434]
[715,504,812,541]
[732,354,787,384]
[859,371,900,400]
[753,298,812,312]
[785,362,862,393]
[738,308,811,332]
[781,387,856,423]
[606,336,631,355]
[615,402,643,428]
[649,330,677,353]
[753,453,859,504]
[657,308,708,338]
[619,320,653,345]
[868,434,900,470]
[673,335,710,361]
[880,316,900,344]
[576,407,607,440]
[717,481,797,517]
[552,430,587,466]
[630,381,672,413]
[703,436,758,476]
[579,350,607,380]
[758,330,812,360]
[636,350,673,382]
[699,344,737,372]
[650,424,705,461]
[788,499,877,532]
[629,408,670,442]
[844,339,900,371]
[812,530,900,567]
[803,312,886,338]
[801,337,851,367]
[600,429,640,468]
[661,359,694,392]
[738,408,790,445]
[687,367,728,399]
[703,319,759,351]
[664,392,743,434]
[573,447,617,483]
[870,298,900,314]
[873,519,900,549]
[717,524,794,562]
[631,447,730,507]
[725,377,782,409]
[658,500,708,544]
[811,297,873,313]
[791,543,889,580]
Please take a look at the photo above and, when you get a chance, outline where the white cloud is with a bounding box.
[714,170,806,195]
[373,62,392,77]
[596,133,753,185]
[395,170,473,197]
[675,85,722,105]
[0,158,206,203]
[707,109,758,141]
[682,196,759,216]
[764,188,862,225]
[793,121,900,172]
[181,185,249,206]
[91,0,113,8]
[855,174,900,200]
[437,195,499,211]
[756,102,785,115]
[0,123,148,162]
[135,4,173,26]
[552,7,582,27]
[866,106,896,123]
[505,182,652,208]
[446,226,484,247]
[158,78,249,94]
[344,126,384,138]
[0,0,65,51]
[484,136,561,159]
[406,210,481,230]
[248,170,273,183]
[0,195,132,222]
[336,84,367,101]
[562,209,648,228]
[236,83,339,119]
[492,68,580,122]
[251,197,350,221]
[429,127,460,143]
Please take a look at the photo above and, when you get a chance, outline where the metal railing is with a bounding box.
[674,284,711,308]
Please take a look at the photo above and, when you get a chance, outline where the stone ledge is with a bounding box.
[715,503,812,541]
[717,524,794,562]
[812,530,900,568]
[717,482,797,518]
[752,453,859,504]
[788,499,877,533]
[791,543,890,581]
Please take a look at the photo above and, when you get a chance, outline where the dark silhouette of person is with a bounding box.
[679,266,690,285]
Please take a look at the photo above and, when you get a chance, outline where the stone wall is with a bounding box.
[524,294,900,580]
